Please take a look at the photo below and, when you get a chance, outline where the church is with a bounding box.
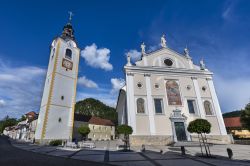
[116,35,231,145]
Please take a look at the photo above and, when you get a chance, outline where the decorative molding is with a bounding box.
[144,73,151,77]
[206,77,212,81]
[191,77,197,80]
[127,72,134,76]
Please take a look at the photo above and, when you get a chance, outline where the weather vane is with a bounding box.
[68,11,74,22]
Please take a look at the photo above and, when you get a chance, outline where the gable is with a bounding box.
[135,47,199,70]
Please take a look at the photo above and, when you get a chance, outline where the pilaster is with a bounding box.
[126,72,136,134]
[192,77,205,118]
[144,73,156,135]
[206,78,227,135]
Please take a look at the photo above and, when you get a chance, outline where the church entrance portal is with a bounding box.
[174,122,187,141]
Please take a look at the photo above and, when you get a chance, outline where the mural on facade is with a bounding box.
[166,80,182,105]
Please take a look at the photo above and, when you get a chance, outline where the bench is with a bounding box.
[65,142,77,148]
[78,142,95,149]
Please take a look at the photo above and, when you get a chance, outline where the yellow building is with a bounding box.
[73,114,115,141]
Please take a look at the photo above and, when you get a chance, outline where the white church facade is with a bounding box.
[35,17,80,143]
[116,35,231,145]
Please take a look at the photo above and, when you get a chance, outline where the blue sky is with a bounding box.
[0,0,250,119]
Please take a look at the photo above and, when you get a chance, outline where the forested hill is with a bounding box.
[75,98,117,125]
[223,110,242,118]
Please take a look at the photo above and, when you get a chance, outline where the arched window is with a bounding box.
[204,100,213,115]
[137,98,145,114]
[65,49,72,60]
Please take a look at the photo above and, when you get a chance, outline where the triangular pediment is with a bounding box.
[135,47,199,70]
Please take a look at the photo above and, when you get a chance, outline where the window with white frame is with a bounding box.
[154,98,164,114]
[187,99,197,114]
[204,100,213,115]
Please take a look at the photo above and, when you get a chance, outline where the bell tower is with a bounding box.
[35,14,80,143]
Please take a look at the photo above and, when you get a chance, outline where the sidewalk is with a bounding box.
[11,139,250,166]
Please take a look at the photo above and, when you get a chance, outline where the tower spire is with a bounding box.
[61,12,75,41]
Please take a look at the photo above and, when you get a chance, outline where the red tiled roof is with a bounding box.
[88,116,115,126]
[25,111,37,117]
[223,117,242,128]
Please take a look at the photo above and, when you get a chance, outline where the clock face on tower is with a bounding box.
[62,58,73,70]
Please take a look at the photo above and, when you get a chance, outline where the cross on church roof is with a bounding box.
[68,11,74,22]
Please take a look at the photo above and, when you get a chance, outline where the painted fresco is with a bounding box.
[166,80,182,105]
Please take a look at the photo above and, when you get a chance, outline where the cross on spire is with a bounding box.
[68,11,74,22]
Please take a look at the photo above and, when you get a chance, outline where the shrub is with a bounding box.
[77,125,90,140]
[49,140,62,146]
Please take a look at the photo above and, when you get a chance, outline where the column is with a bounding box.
[207,78,227,135]
[126,72,136,134]
[192,77,205,118]
[144,73,156,135]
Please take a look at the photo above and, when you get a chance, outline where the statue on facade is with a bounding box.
[200,58,206,70]
[141,42,146,55]
[184,46,191,59]
[126,53,132,66]
[161,34,167,48]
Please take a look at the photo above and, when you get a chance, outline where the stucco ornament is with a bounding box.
[141,42,146,55]
[161,34,167,48]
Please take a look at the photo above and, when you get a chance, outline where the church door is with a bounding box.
[174,122,187,141]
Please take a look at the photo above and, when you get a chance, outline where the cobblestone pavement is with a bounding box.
[7,137,250,166]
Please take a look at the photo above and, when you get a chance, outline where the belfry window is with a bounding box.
[204,100,213,115]
[136,98,145,114]
[65,49,72,60]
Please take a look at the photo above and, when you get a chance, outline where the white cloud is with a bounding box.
[125,49,141,62]
[78,76,98,88]
[0,99,5,107]
[214,75,250,113]
[81,43,113,71]
[0,59,46,119]
[110,78,125,94]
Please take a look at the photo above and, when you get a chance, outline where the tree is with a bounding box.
[241,103,250,130]
[187,119,211,157]
[77,125,90,140]
[117,125,133,151]
[0,116,18,133]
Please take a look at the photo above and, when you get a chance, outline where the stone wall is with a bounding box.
[190,134,233,144]
[130,135,173,146]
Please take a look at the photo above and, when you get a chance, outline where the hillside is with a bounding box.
[75,98,117,125]
[223,110,242,118]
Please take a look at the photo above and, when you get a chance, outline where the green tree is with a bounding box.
[187,119,211,157]
[0,116,18,133]
[77,125,90,140]
[117,125,133,151]
[75,98,118,125]
[241,103,250,130]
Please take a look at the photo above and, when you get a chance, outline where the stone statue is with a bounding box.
[184,46,191,59]
[200,58,206,70]
[161,34,167,48]
[126,53,132,66]
[141,42,146,55]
